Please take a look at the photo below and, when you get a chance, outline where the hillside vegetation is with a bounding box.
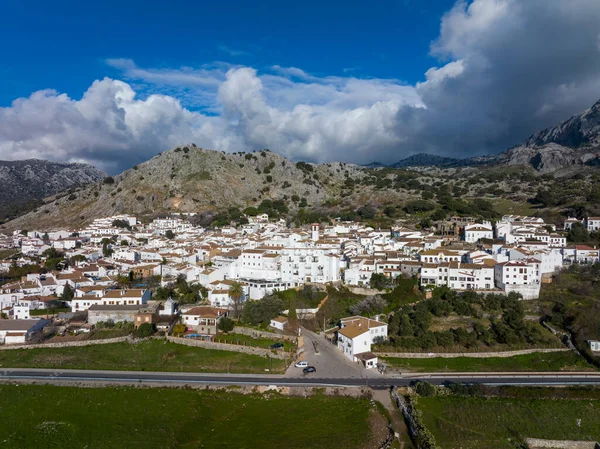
[4,143,600,231]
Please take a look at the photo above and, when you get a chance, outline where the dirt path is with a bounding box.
[371,388,414,449]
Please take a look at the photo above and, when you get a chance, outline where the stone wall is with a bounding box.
[0,336,130,351]
[232,326,296,341]
[525,438,599,449]
[166,336,290,359]
[347,286,387,296]
[88,310,137,325]
[376,347,569,359]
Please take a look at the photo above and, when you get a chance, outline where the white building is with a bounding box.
[586,217,600,232]
[494,260,541,299]
[280,248,341,285]
[0,319,50,345]
[336,316,387,368]
[270,316,288,331]
[464,223,493,243]
[420,262,495,291]
[101,289,150,306]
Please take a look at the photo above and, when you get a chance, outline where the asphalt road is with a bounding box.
[4,368,600,387]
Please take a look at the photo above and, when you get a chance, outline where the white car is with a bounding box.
[295,361,308,368]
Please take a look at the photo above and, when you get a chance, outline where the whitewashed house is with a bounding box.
[0,319,50,345]
[494,260,540,299]
[270,316,288,331]
[464,223,494,243]
[336,316,387,368]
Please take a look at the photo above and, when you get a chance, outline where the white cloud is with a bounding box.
[2,0,600,172]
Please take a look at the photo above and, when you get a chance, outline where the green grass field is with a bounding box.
[213,332,295,351]
[382,351,594,372]
[417,394,600,449]
[0,384,377,449]
[0,339,287,373]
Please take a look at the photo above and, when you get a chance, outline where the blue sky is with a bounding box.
[0,0,451,106]
[1,0,600,173]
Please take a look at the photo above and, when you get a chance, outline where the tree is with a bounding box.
[228,281,244,319]
[135,322,155,338]
[243,206,259,216]
[112,219,130,229]
[357,204,376,220]
[383,206,397,218]
[165,230,176,239]
[102,242,113,258]
[288,296,298,328]
[414,381,436,397]
[421,190,434,200]
[70,254,86,265]
[350,295,386,316]
[568,222,591,243]
[61,283,74,302]
[242,296,285,326]
[172,323,186,337]
[403,200,435,214]
[370,273,389,290]
[116,275,131,288]
[218,317,234,333]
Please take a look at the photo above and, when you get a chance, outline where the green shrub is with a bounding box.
[135,323,155,338]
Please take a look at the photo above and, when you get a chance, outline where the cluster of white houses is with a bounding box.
[1,212,599,344]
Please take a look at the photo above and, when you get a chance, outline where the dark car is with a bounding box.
[270,342,284,349]
[303,366,316,374]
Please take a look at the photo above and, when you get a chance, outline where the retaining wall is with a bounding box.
[346,286,387,296]
[525,438,599,449]
[232,326,296,341]
[166,336,289,359]
[0,336,130,351]
[376,347,569,359]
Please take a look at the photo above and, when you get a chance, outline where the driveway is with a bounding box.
[285,328,382,379]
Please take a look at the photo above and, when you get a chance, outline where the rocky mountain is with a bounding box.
[1,147,374,230]
[4,99,600,230]
[390,153,462,168]
[383,99,600,172]
[495,99,600,172]
[0,159,105,224]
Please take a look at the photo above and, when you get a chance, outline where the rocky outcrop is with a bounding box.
[2,146,368,230]
[0,159,105,223]
[499,143,585,173]
[525,99,600,149]
[495,99,600,172]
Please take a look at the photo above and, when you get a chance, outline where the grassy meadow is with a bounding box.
[382,350,594,372]
[0,384,378,449]
[0,339,287,373]
[417,393,600,449]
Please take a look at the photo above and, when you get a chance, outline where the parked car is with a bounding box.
[270,342,284,349]
[295,361,308,368]
[303,366,317,374]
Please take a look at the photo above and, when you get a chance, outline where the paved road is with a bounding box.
[4,368,600,387]
[286,329,382,378]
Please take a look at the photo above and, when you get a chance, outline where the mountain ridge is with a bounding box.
[0,159,106,224]
[3,98,600,229]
